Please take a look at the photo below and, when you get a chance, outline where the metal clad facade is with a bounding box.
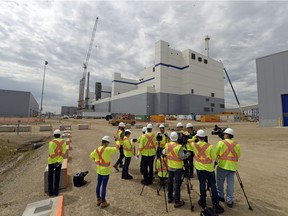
[256,51,288,127]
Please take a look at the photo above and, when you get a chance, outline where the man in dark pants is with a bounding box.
[163,131,191,208]
[113,122,125,171]
[191,129,224,214]
[138,123,157,185]
[48,129,67,196]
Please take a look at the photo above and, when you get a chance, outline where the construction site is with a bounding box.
[1,6,288,216]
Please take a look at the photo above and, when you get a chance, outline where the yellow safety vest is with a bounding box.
[48,138,67,164]
[216,139,240,171]
[164,142,183,169]
[158,132,168,148]
[156,157,168,178]
[192,141,215,172]
[123,136,133,157]
[116,129,124,145]
[90,146,117,175]
[138,132,156,156]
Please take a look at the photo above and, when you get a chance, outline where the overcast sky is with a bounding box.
[1,0,287,113]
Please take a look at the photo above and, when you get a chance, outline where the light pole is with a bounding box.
[40,60,48,117]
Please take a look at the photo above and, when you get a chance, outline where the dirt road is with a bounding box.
[0,119,287,216]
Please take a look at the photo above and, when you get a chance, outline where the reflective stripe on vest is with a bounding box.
[49,140,64,158]
[219,140,239,162]
[143,134,155,149]
[194,143,212,164]
[159,159,168,172]
[123,138,133,151]
[167,143,181,162]
[96,147,110,167]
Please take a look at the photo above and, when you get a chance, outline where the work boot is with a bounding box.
[100,201,110,209]
[97,198,102,206]
[219,197,225,202]
[227,202,234,208]
[174,200,185,208]
[215,203,225,214]
[168,197,174,203]
[113,164,119,172]
[198,200,206,209]
[119,164,124,168]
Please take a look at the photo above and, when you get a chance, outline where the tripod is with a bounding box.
[156,156,168,212]
[182,163,194,211]
[236,170,253,211]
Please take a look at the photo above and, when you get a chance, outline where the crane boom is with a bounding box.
[78,16,99,109]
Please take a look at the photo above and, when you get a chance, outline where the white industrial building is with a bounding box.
[256,50,288,127]
[93,40,225,115]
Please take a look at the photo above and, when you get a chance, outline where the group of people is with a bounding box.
[89,121,240,213]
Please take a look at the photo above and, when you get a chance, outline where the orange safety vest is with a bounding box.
[123,138,133,152]
[49,139,64,158]
[194,143,212,164]
[167,143,182,162]
[219,140,239,162]
[143,134,156,150]
[159,159,168,172]
[96,147,110,167]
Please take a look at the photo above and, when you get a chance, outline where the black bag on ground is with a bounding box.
[200,207,218,216]
[73,171,88,187]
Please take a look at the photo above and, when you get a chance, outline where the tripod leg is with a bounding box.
[162,181,168,212]
[140,184,145,196]
[186,178,194,211]
[236,171,253,211]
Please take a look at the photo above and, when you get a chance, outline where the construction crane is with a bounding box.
[78,16,99,110]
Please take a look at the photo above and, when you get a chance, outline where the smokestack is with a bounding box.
[205,35,210,57]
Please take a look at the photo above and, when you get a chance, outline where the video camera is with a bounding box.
[211,125,225,140]
[177,132,193,146]
[156,133,163,142]
[132,138,138,142]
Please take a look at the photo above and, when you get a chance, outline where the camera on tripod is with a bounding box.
[211,125,226,140]
[156,133,163,142]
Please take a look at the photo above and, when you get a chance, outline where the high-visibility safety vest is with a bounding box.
[138,132,156,156]
[90,146,117,175]
[164,142,183,169]
[216,139,241,171]
[123,136,133,157]
[192,141,215,172]
[156,157,168,178]
[157,132,168,148]
[48,138,67,164]
[116,129,124,145]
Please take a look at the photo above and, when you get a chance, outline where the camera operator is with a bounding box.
[185,123,197,178]
[137,127,147,175]
[156,124,169,159]
[162,131,191,208]
[113,122,125,172]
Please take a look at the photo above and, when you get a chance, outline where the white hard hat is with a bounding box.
[170,131,178,141]
[176,122,183,127]
[119,122,125,127]
[53,129,61,135]
[102,136,110,142]
[162,149,166,155]
[224,128,234,135]
[159,124,165,128]
[186,123,193,128]
[125,129,131,133]
[196,129,206,137]
[142,127,147,132]
[147,123,153,129]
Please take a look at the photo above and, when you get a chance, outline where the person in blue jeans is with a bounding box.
[163,132,191,208]
[90,136,117,208]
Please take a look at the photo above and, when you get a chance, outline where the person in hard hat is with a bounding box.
[163,131,191,208]
[216,128,241,208]
[190,130,224,213]
[137,127,147,175]
[185,123,197,178]
[113,122,125,172]
[122,129,134,179]
[90,136,118,209]
[138,123,157,185]
[48,129,67,196]
[156,124,169,159]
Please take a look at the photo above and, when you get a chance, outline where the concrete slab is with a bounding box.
[0,125,15,132]
[78,124,89,130]
[22,195,63,216]
[44,159,68,193]
[40,125,53,132]
[59,125,71,131]
[17,125,32,132]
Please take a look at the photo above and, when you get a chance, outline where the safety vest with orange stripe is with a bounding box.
[116,129,124,145]
[156,157,168,178]
[138,132,156,156]
[192,141,215,172]
[216,139,241,171]
[48,138,67,164]
[90,146,118,175]
[165,142,183,169]
[123,136,134,157]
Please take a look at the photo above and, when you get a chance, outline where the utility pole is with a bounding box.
[40,60,48,117]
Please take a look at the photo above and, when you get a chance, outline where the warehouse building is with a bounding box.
[0,89,39,117]
[256,50,288,127]
[61,106,77,116]
[93,40,225,115]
